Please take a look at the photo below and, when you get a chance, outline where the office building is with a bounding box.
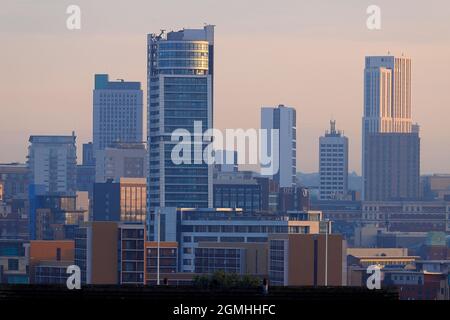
[213,170,262,213]
[319,120,349,200]
[27,134,77,195]
[93,178,146,223]
[362,55,419,200]
[268,233,346,286]
[261,104,297,187]
[364,131,420,201]
[151,208,328,272]
[75,221,145,285]
[147,25,214,209]
[194,242,268,277]
[363,56,412,135]
[95,142,147,183]
[93,74,143,154]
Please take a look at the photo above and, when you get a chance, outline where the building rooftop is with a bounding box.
[94,74,141,90]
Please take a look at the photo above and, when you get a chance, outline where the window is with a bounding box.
[8,259,19,271]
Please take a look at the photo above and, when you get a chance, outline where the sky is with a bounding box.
[1,0,450,174]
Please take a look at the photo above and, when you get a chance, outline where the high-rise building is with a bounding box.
[363,56,412,135]
[362,55,419,200]
[147,25,214,209]
[261,104,297,188]
[319,120,349,200]
[27,134,77,195]
[364,131,420,201]
[92,74,143,154]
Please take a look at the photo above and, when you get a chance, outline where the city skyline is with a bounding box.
[1,1,450,303]
[1,0,450,175]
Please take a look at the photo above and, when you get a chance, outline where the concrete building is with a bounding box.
[362,55,420,201]
[93,178,146,223]
[268,233,346,286]
[95,142,147,183]
[150,208,328,272]
[261,104,297,188]
[364,131,420,201]
[75,221,145,285]
[147,25,214,209]
[319,120,348,200]
[363,56,412,135]
[92,74,143,153]
[27,134,77,195]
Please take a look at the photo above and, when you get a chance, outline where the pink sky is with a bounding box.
[1,0,450,174]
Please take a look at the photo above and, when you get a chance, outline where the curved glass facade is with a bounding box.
[147,27,214,212]
[157,41,209,73]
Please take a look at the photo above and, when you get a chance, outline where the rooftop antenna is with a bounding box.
[116,78,124,82]
[330,119,336,135]
[158,29,165,39]
[387,50,391,55]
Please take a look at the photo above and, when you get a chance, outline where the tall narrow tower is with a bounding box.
[147,25,214,210]
[362,55,419,201]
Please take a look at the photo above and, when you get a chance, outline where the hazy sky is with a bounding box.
[1,0,450,174]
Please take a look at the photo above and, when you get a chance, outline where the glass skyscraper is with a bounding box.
[147,25,214,210]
